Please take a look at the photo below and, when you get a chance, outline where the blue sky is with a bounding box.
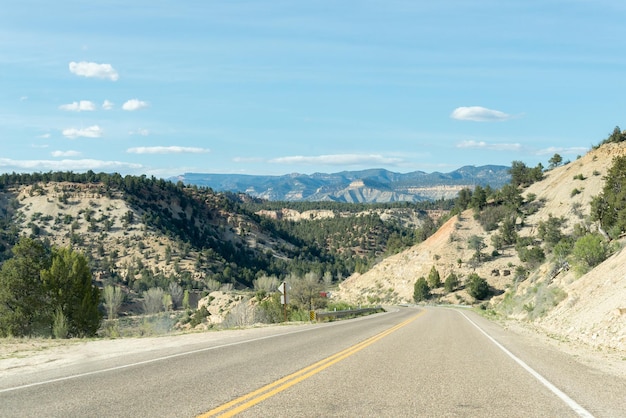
[1,1,624,178]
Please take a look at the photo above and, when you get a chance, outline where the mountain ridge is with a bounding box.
[173,165,510,202]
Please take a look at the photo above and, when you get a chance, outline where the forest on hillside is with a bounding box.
[2,126,625,338]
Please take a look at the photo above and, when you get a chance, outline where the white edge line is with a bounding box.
[457,310,595,418]
[0,309,390,394]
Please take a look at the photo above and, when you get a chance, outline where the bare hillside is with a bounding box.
[337,143,626,351]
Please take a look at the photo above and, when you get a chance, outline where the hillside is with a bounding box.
[336,142,626,351]
[0,174,429,321]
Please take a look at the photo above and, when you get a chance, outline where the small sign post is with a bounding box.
[278,281,290,322]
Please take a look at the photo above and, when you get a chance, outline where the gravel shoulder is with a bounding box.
[2,315,624,382]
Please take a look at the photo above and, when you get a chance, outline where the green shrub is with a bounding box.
[189,306,210,327]
[413,277,430,302]
[467,273,490,300]
[427,266,441,288]
[572,233,608,271]
[52,308,69,339]
[444,272,459,293]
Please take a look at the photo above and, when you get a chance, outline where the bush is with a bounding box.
[591,155,626,236]
[475,205,511,232]
[253,275,280,293]
[427,266,441,288]
[537,215,566,249]
[259,292,285,323]
[103,285,123,320]
[467,273,490,300]
[444,272,459,293]
[413,277,430,302]
[143,287,165,314]
[52,308,69,339]
[189,306,210,327]
[572,233,608,271]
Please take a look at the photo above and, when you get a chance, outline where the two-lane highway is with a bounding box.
[1,307,624,417]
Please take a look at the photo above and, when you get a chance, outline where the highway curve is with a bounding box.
[1,307,624,417]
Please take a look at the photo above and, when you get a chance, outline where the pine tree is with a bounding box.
[413,277,430,302]
[427,266,441,288]
[0,237,51,337]
[42,246,102,337]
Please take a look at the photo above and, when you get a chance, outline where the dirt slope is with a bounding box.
[337,143,626,351]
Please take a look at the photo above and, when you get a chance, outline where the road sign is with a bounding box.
[278,281,290,322]
[278,282,289,305]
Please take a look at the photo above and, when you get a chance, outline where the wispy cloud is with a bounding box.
[536,146,588,155]
[451,106,513,122]
[59,100,96,112]
[233,157,264,163]
[122,99,149,111]
[102,100,114,110]
[51,150,81,157]
[62,125,103,139]
[69,61,119,81]
[456,140,522,151]
[129,129,150,136]
[269,153,404,166]
[0,158,141,172]
[127,146,210,154]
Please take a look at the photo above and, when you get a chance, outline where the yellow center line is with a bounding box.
[198,310,425,418]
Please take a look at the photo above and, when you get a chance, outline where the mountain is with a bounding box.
[336,142,626,351]
[0,172,429,310]
[172,165,511,202]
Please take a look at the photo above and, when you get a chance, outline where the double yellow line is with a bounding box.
[198,310,424,417]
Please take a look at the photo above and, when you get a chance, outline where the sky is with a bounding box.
[1,0,625,178]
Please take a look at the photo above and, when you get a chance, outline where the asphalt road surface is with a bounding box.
[1,307,624,417]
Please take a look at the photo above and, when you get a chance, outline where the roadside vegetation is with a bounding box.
[2,126,626,338]
[413,127,626,317]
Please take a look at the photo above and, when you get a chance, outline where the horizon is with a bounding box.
[0,162,512,181]
[2,1,621,178]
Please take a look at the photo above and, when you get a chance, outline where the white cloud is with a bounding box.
[127,146,210,154]
[0,158,141,173]
[129,129,150,136]
[451,106,512,122]
[122,99,149,111]
[59,100,96,112]
[102,100,114,110]
[269,153,404,166]
[37,133,51,139]
[51,150,81,157]
[62,125,103,139]
[456,140,522,151]
[69,61,119,81]
[536,146,588,155]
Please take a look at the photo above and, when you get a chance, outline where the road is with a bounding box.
[1,307,624,417]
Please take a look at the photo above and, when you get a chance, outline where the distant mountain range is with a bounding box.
[172,165,511,202]
[170,165,510,203]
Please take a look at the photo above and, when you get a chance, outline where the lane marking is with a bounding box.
[457,310,595,418]
[198,310,425,417]
[0,312,391,394]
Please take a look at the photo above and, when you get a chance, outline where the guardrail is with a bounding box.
[313,306,383,321]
